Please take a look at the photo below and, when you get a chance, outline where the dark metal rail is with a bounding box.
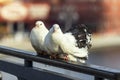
[0,45,120,80]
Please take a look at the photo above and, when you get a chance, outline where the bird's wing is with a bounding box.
[64,32,77,46]
[60,39,88,58]
[30,28,41,52]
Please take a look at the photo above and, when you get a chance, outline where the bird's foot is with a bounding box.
[59,54,69,61]
[62,55,69,61]
[37,52,49,58]
[49,54,57,59]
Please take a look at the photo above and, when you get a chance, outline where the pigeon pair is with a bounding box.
[30,21,92,63]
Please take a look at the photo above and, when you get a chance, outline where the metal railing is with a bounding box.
[0,45,120,80]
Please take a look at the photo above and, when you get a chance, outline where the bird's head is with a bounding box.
[35,21,44,28]
[52,24,61,33]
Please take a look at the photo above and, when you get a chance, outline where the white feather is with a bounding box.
[64,32,77,46]
[30,21,48,54]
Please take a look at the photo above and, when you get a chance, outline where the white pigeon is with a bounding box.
[44,24,63,58]
[30,21,48,55]
[45,24,88,63]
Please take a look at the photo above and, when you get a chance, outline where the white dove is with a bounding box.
[45,24,88,63]
[30,21,48,56]
[44,24,64,58]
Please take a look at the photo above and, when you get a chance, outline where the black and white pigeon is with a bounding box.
[45,24,88,63]
[64,24,92,63]
[66,24,92,49]
[30,21,48,56]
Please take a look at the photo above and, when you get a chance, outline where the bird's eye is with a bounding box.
[40,23,42,25]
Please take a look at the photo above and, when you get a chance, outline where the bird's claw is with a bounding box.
[59,54,68,61]
[49,54,57,59]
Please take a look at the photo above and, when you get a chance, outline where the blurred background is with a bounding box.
[0,0,120,69]
[0,0,120,80]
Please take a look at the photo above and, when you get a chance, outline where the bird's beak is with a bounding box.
[36,26,39,28]
[53,29,55,33]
